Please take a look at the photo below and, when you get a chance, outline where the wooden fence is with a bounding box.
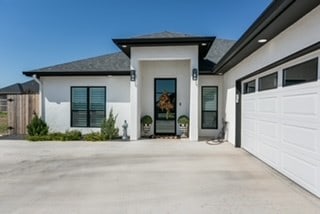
[7,94,39,135]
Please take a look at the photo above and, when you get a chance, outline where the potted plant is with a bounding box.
[178,115,189,138]
[141,115,153,136]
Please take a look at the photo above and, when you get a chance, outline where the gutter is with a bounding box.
[32,74,42,118]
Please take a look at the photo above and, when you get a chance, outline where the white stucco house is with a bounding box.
[24,0,320,197]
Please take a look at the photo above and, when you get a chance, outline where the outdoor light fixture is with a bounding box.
[258,39,268,43]
[130,70,136,81]
[122,44,127,48]
[201,43,207,46]
[192,68,198,81]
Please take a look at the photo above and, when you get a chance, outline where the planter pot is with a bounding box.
[142,124,152,136]
[179,124,189,138]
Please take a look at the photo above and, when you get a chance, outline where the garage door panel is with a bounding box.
[282,93,318,116]
[258,142,280,167]
[282,124,317,152]
[242,118,256,131]
[258,120,279,139]
[242,75,320,197]
[282,152,317,189]
[258,96,278,113]
[242,132,257,153]
[242,98,256,113]
[259,133,280,150]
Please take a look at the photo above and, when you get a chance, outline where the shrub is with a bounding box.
[141,115,153,125]
[27,135,52,141]
[83,132,103,141]
[27,113,49,136]
[64,130,82,141]
[101,109,119,140]
[178,115,189,126]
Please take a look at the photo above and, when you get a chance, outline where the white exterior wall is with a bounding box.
[140,60,190,136]
[223,5,320,145]
[41,76,130,135]
[198,75,224,137]
[130,46,199,140]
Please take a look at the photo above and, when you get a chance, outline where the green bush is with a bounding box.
[141,115,153,125]
[27,114,49,136]
[83,132,103,141]
[64,130,82,141]
[27,130,82,141]
[27,135,52,141]
[101,109,119,140]
[178,115,189,126]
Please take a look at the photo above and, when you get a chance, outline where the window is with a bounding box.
[259,72,278,91]
[202,86,218,129]
[283,58,318,87]
[71,87,106,127]
[244,80,256,94]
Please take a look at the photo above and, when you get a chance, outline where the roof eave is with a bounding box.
[113,37,216,58]
[213,0,320,74]
[23,71,131,77]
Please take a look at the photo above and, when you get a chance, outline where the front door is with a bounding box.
[154,78,176,135]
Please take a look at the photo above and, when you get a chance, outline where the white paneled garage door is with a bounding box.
[241,56,320,197]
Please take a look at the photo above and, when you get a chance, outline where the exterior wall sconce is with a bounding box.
[192,68,198,81]
[130,70,136,81]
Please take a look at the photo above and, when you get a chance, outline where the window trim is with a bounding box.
[282,57,318,87]
[201,86,218,130]
[243,79,256,94]
[71,86,106,128]
[258,72,278,91]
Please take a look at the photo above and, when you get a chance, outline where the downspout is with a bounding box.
[32,74,42,118]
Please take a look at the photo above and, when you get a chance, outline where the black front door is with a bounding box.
[154,79,176,135]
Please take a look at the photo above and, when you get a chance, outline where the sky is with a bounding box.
[0,0,271,88]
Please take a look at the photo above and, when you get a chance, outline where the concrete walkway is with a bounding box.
[0,139,319,214]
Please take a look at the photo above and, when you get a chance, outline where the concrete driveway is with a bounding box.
[0,139,319,214]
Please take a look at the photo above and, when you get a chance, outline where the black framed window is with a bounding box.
[71,87,106,127]
[283,58,318,87]
[243,80,256,94]
[259,72,278,91]
[202,86,218,129]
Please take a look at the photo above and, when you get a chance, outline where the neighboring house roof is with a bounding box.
[0,80,39,95]
[214,0,320,74]
[23,32,235,77]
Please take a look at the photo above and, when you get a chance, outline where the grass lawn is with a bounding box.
[0,111,8,135]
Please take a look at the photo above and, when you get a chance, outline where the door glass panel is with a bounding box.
[155,79,176,134]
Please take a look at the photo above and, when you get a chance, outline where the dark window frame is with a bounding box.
[243,79,256,94]
[71,86,106,128]
[201,86,218,130]
[283,58,318,87]
[258,72,278,91]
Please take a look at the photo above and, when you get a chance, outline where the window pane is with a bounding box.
[259,72,278,91]
[202,86,218,129]
[72,88,87,110]
[202,111,217,129]
[244,80,255,94]
[90,88,105,111]
[90,110,105,127]
[283,58,318,86]
[72,111,87,127]
[202,87,217,111]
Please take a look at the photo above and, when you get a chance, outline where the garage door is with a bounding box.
[241,57,320,197]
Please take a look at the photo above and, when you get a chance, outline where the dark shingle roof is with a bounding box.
[23,32,235,76]
[0,80,39,95]
[26,52,129,73]
[133,31,195,39]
